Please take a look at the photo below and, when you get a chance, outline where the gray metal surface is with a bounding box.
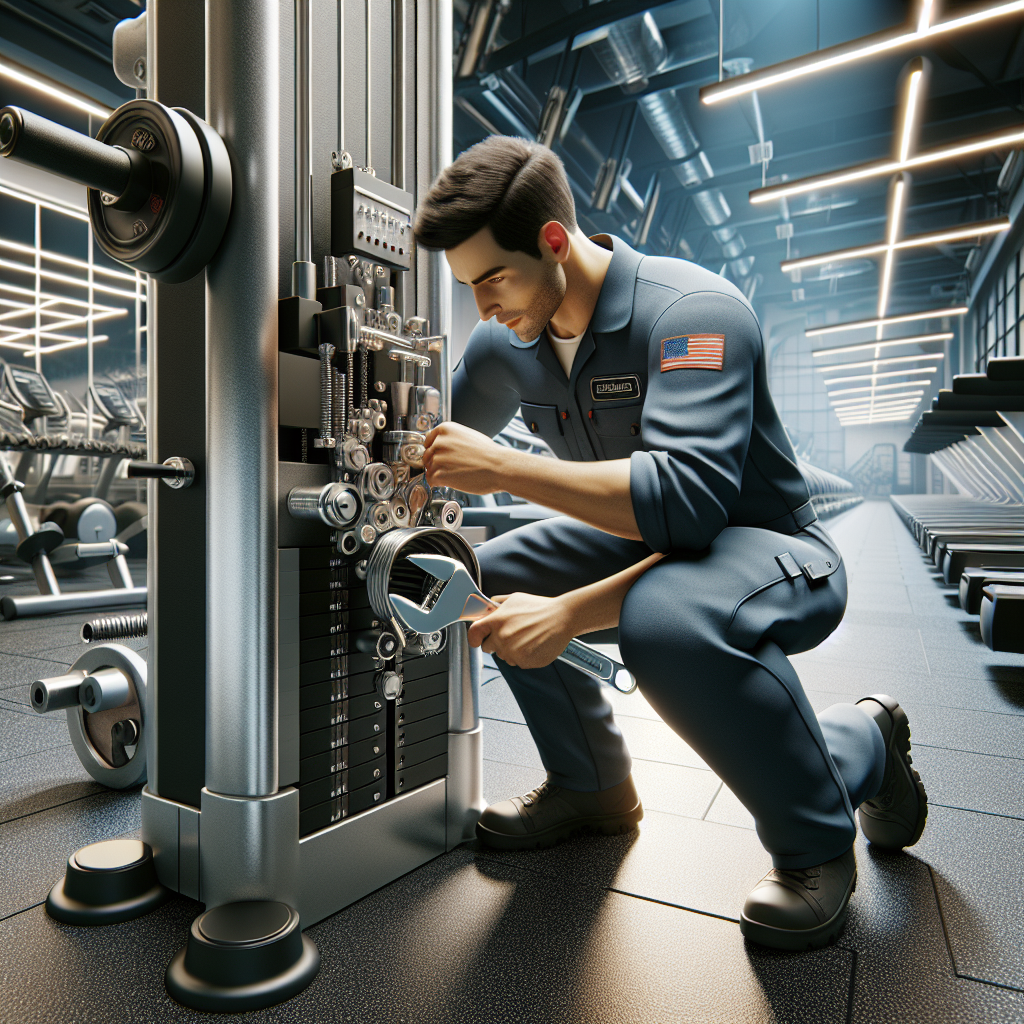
[205,0,280,799]
[446,726,484,849]
[298,778,446,927]
[416,0,453,420]
[199,786,300,911]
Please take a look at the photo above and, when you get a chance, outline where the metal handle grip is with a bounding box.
[127,457,194,489]
[558,639,637,694]
[0,106,130,196]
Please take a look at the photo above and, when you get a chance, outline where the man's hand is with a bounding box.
[467,592,577,670]
[423,422,514,495]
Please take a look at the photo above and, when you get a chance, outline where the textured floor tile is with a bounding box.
[912,745,1024,818]
[915,804,1024,991]
[797,621,931,675]
[0,705,73,763]
[0,654,71,695]
[616,715,709,770]
[0,744,103,824]
[704,785,756,830]
[900,703,1024,759]
[482,758,546,807]
[479,676,526,725]
[845,834,1024,1024]
[0,788,141,919]
[0,849,854,1024]
[482,719,543,771]
[475,807,772,923]
[629,759,720,820]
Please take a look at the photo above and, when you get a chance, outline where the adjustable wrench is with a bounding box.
[388,554,637,694]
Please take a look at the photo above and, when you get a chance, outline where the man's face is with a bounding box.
[445,225,565,343]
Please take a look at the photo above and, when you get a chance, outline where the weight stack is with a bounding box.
[279,547,449,837]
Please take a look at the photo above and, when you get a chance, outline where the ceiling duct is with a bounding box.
[638,90,714,187]
[692,188,731,227]
[589,12,667,94]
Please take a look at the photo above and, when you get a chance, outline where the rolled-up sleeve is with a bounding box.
[630,290,760,553]
[451,320,522,437]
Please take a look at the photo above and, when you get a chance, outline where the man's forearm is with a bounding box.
[498,449,644,541]
[560,552,665,635]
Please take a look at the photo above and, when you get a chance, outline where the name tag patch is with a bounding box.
[591,374,641,402]
[661,334,725,372]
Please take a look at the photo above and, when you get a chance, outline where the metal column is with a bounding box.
[202,0,298,909]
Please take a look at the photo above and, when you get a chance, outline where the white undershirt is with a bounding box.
[546,325,586,378]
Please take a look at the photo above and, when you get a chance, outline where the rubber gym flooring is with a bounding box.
[1,500,1023,1023]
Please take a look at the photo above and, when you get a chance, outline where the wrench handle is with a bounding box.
[558,639,637,694]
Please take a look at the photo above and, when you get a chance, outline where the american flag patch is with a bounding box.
[660,334,725,372]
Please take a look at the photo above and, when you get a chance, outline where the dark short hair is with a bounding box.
[413,136,577,258]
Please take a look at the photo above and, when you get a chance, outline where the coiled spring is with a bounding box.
[365,526,480,630]
[81,612,148,643]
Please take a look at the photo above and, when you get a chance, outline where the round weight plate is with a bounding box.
[88,101,204,275]
[66,644,147,789]
[156,108,233,284]
[73,500,116,543]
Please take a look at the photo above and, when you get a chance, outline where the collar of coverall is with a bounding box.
[505,233,642,349]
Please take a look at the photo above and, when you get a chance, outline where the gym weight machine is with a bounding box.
[2,0,476,1012]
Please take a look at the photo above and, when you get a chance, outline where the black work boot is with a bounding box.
[476,774,643,851]
[855,694,928,849]
[740,846,856,951]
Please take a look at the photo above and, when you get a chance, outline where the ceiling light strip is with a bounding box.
[812,332,952,357]
[26,335,110,357]
[700,1,1024,106]
[0,58,112,120]
[782,218,1009,273]
[0,238,139,284]
[831,391,924,406]
[806,306,968,337]
[815,352,945,372]
[749,127,1024,205]
[823,366,939,384]
[827,379,934,396]
[0,257,143,302]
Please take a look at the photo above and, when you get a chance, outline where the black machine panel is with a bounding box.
[286,545,451,838]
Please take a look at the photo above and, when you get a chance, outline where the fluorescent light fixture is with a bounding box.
[24,335,109,356]
[823,367,939,384]
[815,352,944,373]
[700,0,1024,106]
[0,307,127,345]
[877,176,908,320]
[899,69,924,162]
[0,257,142,301]
[0,183,88,221]
[781,218,1009,273]
[828,379,934,396]
[831,391,924,406]
[0,58,113,120]
[836,402,923,416]
[806,306,968,336]
[812,332,952,357]
[750,127,1024,205]
[0,238,139,284]
[836,413,916,425]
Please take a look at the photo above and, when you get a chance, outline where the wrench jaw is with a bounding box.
[388,554,495,635]
[388,593,437,634]
[404,553,460,582]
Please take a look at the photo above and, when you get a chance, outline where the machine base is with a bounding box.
[46,839,169,925]
[165,901,320,1012]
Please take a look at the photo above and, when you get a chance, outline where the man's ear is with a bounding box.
[539,221,570,263]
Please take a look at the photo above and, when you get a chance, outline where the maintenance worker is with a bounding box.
[414,136,928,952]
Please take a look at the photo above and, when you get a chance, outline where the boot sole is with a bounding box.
[858,696,929,850]
[476,803,644,852]
[739,871,857,952]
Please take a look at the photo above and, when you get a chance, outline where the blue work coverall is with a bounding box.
[452,235,885,868]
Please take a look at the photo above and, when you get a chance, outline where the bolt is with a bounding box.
[133,57,146,82]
